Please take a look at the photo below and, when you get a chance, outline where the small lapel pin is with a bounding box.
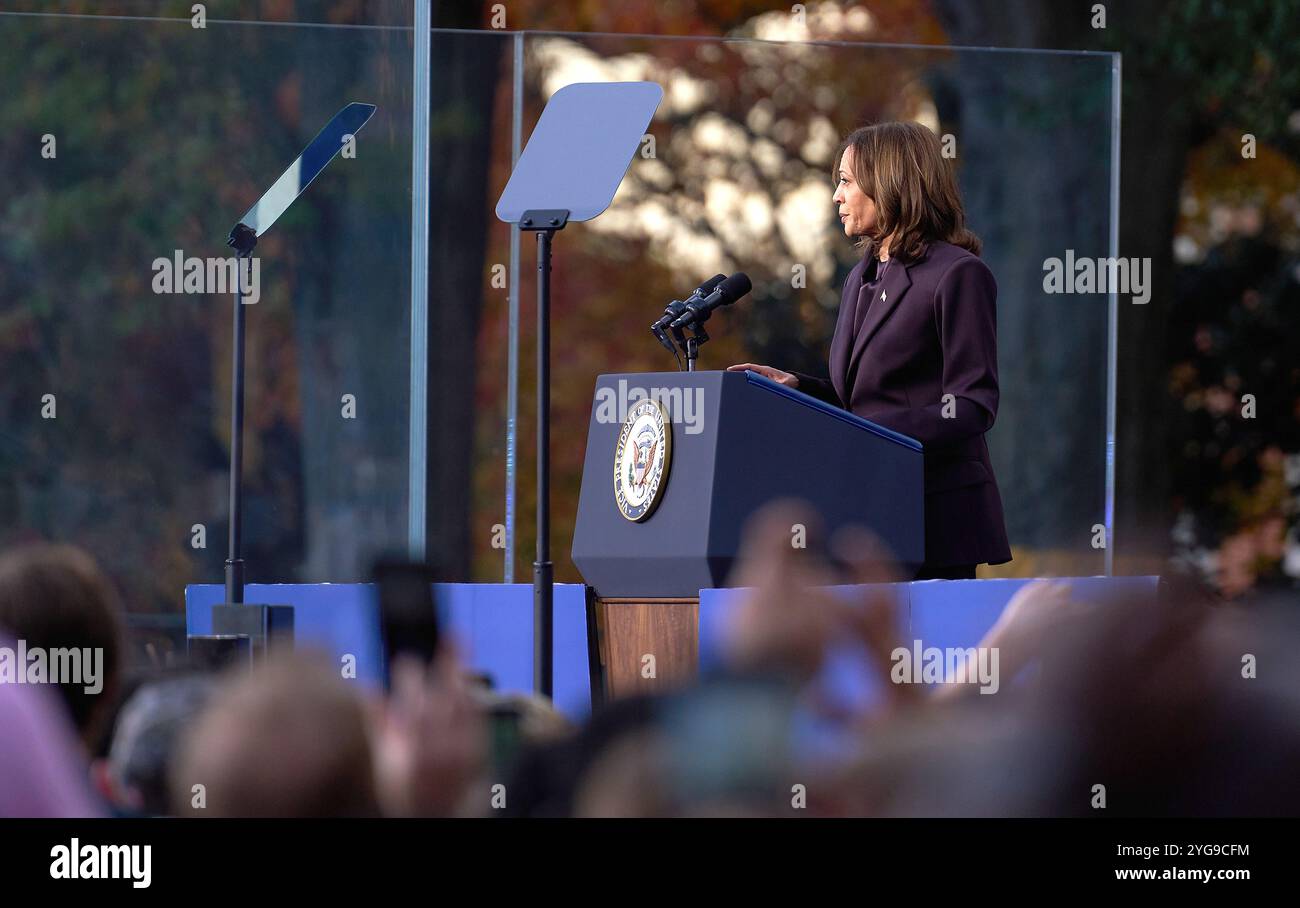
[881,290,887,301]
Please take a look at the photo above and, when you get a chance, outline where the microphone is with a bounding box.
[669,272,752,329]
[652,274,725,333]
[652,273,725,355]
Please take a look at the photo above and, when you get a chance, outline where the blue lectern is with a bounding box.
[571,369,923,697]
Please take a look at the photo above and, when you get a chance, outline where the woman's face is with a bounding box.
[833,146,877,239]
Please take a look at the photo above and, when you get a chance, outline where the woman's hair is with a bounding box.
[833,122,982,261]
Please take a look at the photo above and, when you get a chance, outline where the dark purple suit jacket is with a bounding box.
[792,240,1012,568]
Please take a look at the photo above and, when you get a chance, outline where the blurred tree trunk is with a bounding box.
[425,2,500,577]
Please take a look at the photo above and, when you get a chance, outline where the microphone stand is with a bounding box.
[685,322,709,372]
[651,303,711,371]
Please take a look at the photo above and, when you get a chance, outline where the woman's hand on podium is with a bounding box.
[727,363,799,388]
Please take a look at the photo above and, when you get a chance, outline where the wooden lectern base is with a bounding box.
[589,595,699,702]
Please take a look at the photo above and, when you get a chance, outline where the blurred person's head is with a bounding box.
[572,727,673,817]
[572,680,801,818]
[856,579,1300,817]
[171,652,379,817]
[0,543,125,751]
[105,674,214,815]
[496,693,660,817]
[0,640,104,817]
[806,572,1300,818]
[1027,584,1300,816]
[828,701,1059,817]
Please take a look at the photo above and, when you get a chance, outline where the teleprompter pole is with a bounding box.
[521,209,568,697]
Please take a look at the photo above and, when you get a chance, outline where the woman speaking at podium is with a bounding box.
[728,122,1011,580]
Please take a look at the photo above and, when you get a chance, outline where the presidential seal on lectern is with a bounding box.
[613,398,672,521]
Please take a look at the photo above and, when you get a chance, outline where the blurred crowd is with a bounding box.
[1,501,1298,818]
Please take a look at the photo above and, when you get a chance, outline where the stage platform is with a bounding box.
[187,576,1158,720]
